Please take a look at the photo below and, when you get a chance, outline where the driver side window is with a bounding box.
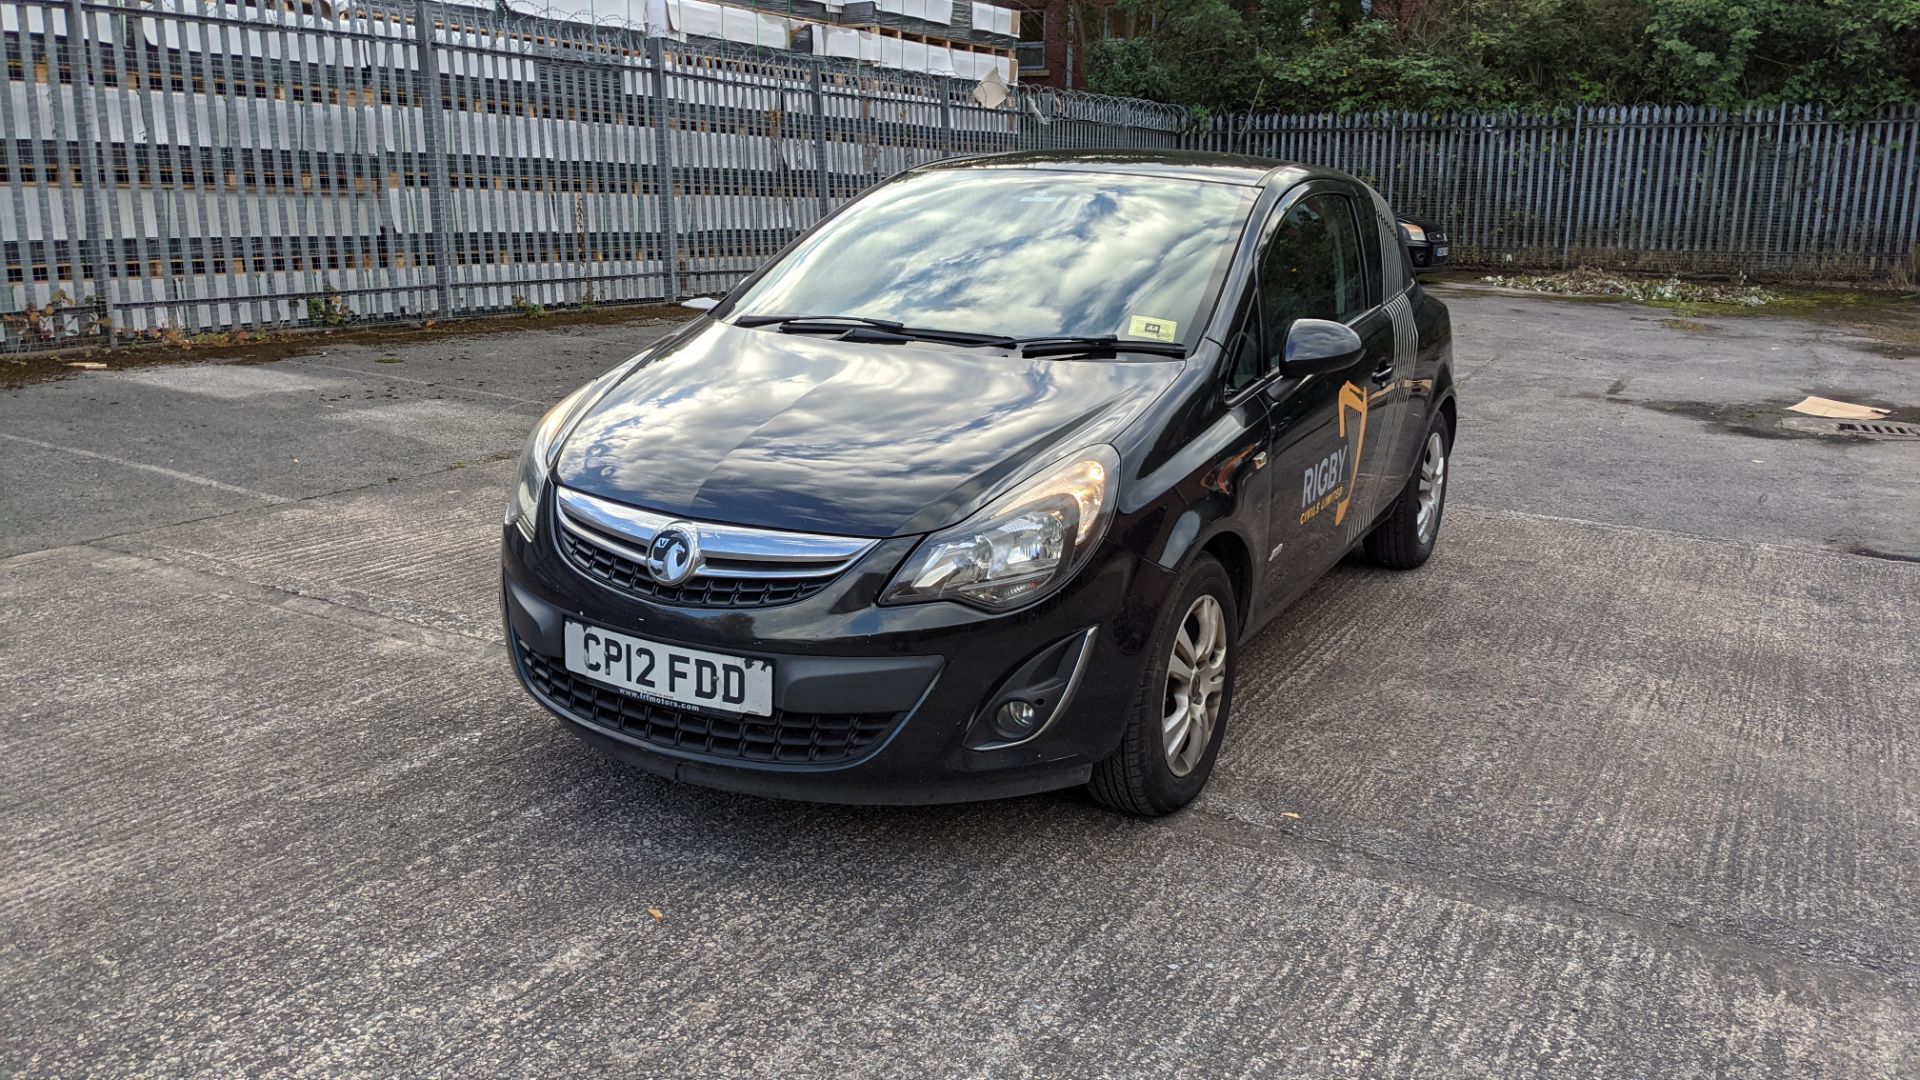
[1258,193,1368,366]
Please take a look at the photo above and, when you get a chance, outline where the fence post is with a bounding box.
[1383,112,1397,204]
[1560,107,1583,268]
[938,75,954,156]
[411,0,453,318]
[1765,105,1788,268]
[64,0,116,344]
[810,61,831,218]
[647,36,681,301]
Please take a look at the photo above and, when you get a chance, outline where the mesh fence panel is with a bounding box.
[0,0,1184,351]
[1207,106,1920,280]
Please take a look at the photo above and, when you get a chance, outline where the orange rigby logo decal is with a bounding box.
[1333,381,1368,526]
[1298,381,1371,528]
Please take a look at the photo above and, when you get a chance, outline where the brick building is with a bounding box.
[1012,0,1132,89]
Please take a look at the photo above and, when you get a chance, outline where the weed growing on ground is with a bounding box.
[1481,268,1776,306]
[304,288,354,327]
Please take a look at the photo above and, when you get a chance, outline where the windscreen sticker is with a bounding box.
[1126,315,1178,342]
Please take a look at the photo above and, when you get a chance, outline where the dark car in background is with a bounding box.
[503,150,1457,816]
[1398,214,1450,272]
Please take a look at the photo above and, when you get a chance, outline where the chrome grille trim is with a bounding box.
[555,486,879,583]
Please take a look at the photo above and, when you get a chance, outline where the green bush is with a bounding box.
[1085,0,1920,116]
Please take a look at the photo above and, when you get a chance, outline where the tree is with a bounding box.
[1084,0,1920,114]
[1644,0,1920,112]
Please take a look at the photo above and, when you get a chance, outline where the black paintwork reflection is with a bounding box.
[554,320,1181,538]
[728,170,1257,343]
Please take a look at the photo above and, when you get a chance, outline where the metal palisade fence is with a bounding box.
[3,0,1918,354]
[1209,106,1920,281]
[1,0,1182,351]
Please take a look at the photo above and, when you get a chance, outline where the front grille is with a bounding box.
[516,636,897,764]
[551,486,876,610]
[560,530,833,607]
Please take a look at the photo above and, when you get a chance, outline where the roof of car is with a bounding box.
[920,149,1342,188]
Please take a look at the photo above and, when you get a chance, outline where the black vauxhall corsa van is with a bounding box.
[503,150,1456,816]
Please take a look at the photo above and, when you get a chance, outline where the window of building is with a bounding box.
[1019,7,1046,41]
[1015,7,1047,72]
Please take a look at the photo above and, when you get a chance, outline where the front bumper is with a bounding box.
[501,497,1171,805]
[1409,237,1450,270]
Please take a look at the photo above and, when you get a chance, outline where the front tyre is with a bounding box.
[1364,412,1452,570]
[1088,555,1237,817]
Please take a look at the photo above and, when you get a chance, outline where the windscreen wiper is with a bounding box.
[734,314,1015,348]
[1012,335,1189,359]
[734,313,905,331]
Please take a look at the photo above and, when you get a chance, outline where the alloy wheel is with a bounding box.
[1416,430,1448,544]
[1163,594,1228,777]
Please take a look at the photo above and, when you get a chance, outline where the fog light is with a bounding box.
[993,700,1038,740]
[966,627,1098,751]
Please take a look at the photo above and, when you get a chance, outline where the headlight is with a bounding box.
[881,446,1120,610]
[505,372,622,540]
[1400,221,1426,243]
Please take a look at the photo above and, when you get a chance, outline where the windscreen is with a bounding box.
[727,169,1258,345]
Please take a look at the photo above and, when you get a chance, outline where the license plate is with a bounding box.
[1434,245,1450,258]
[564,620,773,716]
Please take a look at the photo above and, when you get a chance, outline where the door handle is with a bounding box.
[1370,357,1394,385]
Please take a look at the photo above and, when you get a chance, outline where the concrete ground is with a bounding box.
[2,289,1916,1077]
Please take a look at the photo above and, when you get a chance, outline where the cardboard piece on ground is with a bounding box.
[1788,396,1890,420]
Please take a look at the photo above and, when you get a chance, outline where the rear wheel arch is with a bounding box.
[1430,346,1458,436]
[1364,408,1452,570]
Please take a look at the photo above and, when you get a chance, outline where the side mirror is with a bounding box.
[679,296,719,313]
[1279,318,1363,379]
